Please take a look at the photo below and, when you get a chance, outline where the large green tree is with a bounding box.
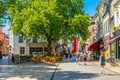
[7,0,90,55]
[0,0,7,24]
[0,0,6,17]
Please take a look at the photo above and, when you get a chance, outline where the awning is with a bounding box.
[74,37,78,52]
[88,41,99,51]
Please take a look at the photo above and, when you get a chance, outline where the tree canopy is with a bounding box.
[7,0,90,54]
[0,0,6,17]
[0,0,7,25]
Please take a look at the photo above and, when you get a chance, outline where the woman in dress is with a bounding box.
[99,50,106,74]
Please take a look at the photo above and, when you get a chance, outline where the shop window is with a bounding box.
[20,47,25,54]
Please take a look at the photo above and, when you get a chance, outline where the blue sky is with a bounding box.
[84,0,100,16]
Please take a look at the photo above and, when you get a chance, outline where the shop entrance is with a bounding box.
[29,47,48,55]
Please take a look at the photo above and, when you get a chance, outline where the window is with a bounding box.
[106,21,107,33]
[106,21,108,32]
[116,11,119,26]
[108,20,109,32]
[108,20,110,32]
[33,37,37,43]
[103,23,105,33]
[20,47,25,54]
[107,20,109,32]
[19,36,23,43]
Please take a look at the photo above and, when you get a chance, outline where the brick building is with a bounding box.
[0,26,9,54]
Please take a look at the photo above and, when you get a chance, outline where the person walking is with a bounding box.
[76,51,81,65]
[83,52,87,65]
[87,51,91,61]
[69,53,72,62]
[12,53,14,63]
[8,52,13,65]
[99,50,106,75]
[0,50,2,62]
[64,47,69,62]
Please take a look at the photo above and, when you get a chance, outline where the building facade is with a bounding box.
[102,1,111,60]
[88,0,111,60]
[9,29,57,56]
[88,0,120,63]
[86,20,97,60]
[110,0,120,62]
[0,27,9,54]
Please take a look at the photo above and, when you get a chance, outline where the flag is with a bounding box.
[74,37,78,53]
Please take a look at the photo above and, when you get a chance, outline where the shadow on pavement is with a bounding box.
[105,73,120,76]
[0,62,57,80]
[53,71,99,80]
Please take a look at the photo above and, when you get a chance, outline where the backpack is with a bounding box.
[69,54,72,58]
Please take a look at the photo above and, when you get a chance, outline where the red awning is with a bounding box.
[88,41,99,51]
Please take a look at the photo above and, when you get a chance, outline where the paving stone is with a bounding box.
[53,62,120,80]
[0,61,57,80]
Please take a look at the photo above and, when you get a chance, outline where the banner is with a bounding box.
[74,37,78,53]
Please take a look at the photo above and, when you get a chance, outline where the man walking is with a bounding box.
[8,52,12,65]
[0,50,2,63]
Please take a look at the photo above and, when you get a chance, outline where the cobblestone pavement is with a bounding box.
[0,62,57,80]
[93,62,120,74]
[53,62,120,80]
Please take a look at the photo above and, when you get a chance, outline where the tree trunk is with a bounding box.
[47,37,52,56]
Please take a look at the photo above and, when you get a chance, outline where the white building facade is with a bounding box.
[9,29,50,55]
[9,30,28,55]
